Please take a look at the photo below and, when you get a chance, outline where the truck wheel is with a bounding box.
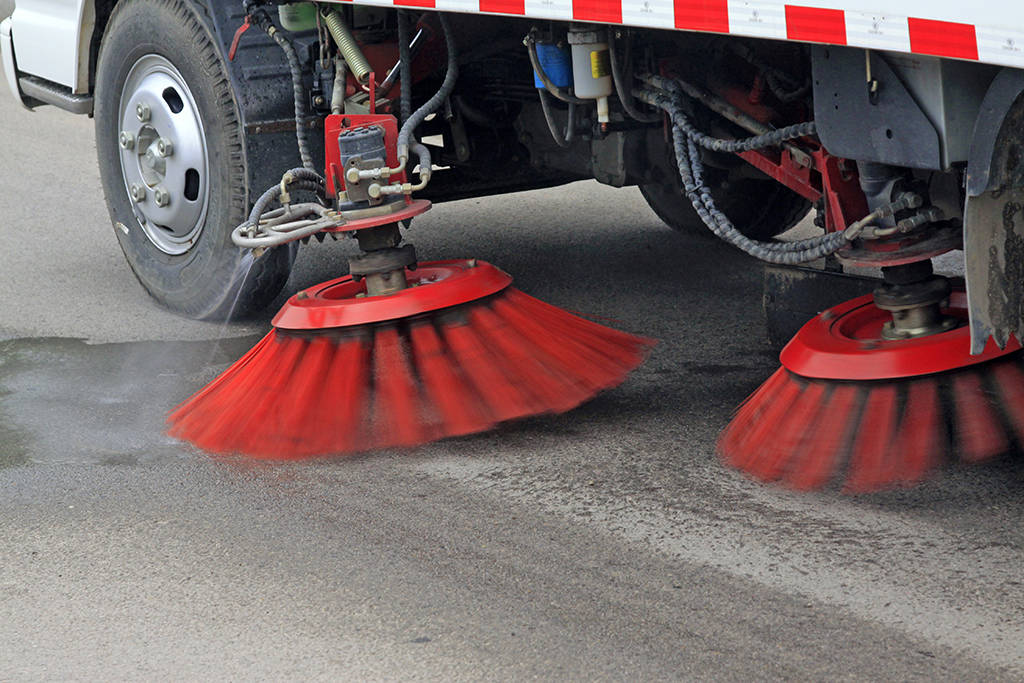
[641,170,812,241]
[94,0,295,320]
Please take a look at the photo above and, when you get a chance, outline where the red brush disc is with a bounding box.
[719,290,1024,493]
[781,291,1021,380]
[273,259,512,330]
[168,260,656,459]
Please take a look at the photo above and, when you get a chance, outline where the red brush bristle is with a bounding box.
[782,384,860,491]
[409,321,493,438]
[718,368,789,464]
[746,381,827,483]
[491,298,620,395]
[991,360,1024,444]
[952,372,1008,462]
[253,335,335,457]
[725,372,804,473]
[468,305,584,414]
[504,289,650,353]
[502,289,654,369]
[167,284,653,459]
[372,325,430,449]
[843,384,898,494]
[209,333,309,456]
[166,333,274,425]
[890,379,942,486]
[723,358,1023,492]
[439,315,539,423]
[168,331,294,453]
[312,334,370,454]
[165,334,267,438]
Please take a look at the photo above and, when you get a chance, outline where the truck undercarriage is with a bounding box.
[5,0,1024,491]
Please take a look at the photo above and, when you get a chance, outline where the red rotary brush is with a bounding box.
[167,259,654,458]
[718,290,1024,493]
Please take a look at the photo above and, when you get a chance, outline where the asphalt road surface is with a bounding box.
[2,90,1024,680]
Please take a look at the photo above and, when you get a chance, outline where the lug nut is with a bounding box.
[155,137,173,157]
[119,131,135,150]
[135,102,151,122]
[129,184,146,202]
[154,187,170,207]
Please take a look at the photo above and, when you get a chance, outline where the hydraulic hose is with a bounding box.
[245,5,320,174]
[408,141,432,189]
[538,89,575,148]
[397,10,413,125]
[635,84,852,264]
[243,168,326,229]
[608,35,660,123]
[270,31,316,171]
[396,13,458,164]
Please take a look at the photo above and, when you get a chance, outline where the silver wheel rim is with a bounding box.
[118,54,210,256]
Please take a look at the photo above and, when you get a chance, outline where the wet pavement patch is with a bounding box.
[0,335,262,466]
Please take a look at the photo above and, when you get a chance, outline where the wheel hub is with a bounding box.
[117,54,209,255]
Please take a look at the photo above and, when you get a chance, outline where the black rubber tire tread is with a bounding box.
[94,0,294,320]
[641,171,812,242]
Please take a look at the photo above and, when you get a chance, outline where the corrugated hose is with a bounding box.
[634,81,859,264]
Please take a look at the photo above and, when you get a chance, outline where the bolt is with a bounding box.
[153,187,170,207]
[155,138,174,157]
[314,95,325,106]
[129,184,146,202]
[135,102,151,122]
[119,131,135,150]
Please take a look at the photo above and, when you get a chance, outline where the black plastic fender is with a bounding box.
[966,67,1024,198]
[188,0,319,205]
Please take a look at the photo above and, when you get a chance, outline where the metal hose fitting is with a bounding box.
[321,8,372,84]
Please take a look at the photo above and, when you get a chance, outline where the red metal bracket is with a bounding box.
[737,145,868,234]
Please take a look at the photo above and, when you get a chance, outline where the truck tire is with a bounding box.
[640,170,812,241]
[94,0,295,320]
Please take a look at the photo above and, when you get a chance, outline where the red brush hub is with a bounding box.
[781,291,1023,381]
[272,260,514,331]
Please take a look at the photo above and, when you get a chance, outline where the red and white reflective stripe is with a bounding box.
[341,0,1024,69]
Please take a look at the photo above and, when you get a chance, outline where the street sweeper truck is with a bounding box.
[5,0,1024,491]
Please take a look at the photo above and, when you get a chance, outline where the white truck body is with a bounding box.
[7,0,92,92]
[4,0,1024,99]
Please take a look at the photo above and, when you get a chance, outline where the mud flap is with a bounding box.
[965,190,1024,353]
[963,68,1024,354]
